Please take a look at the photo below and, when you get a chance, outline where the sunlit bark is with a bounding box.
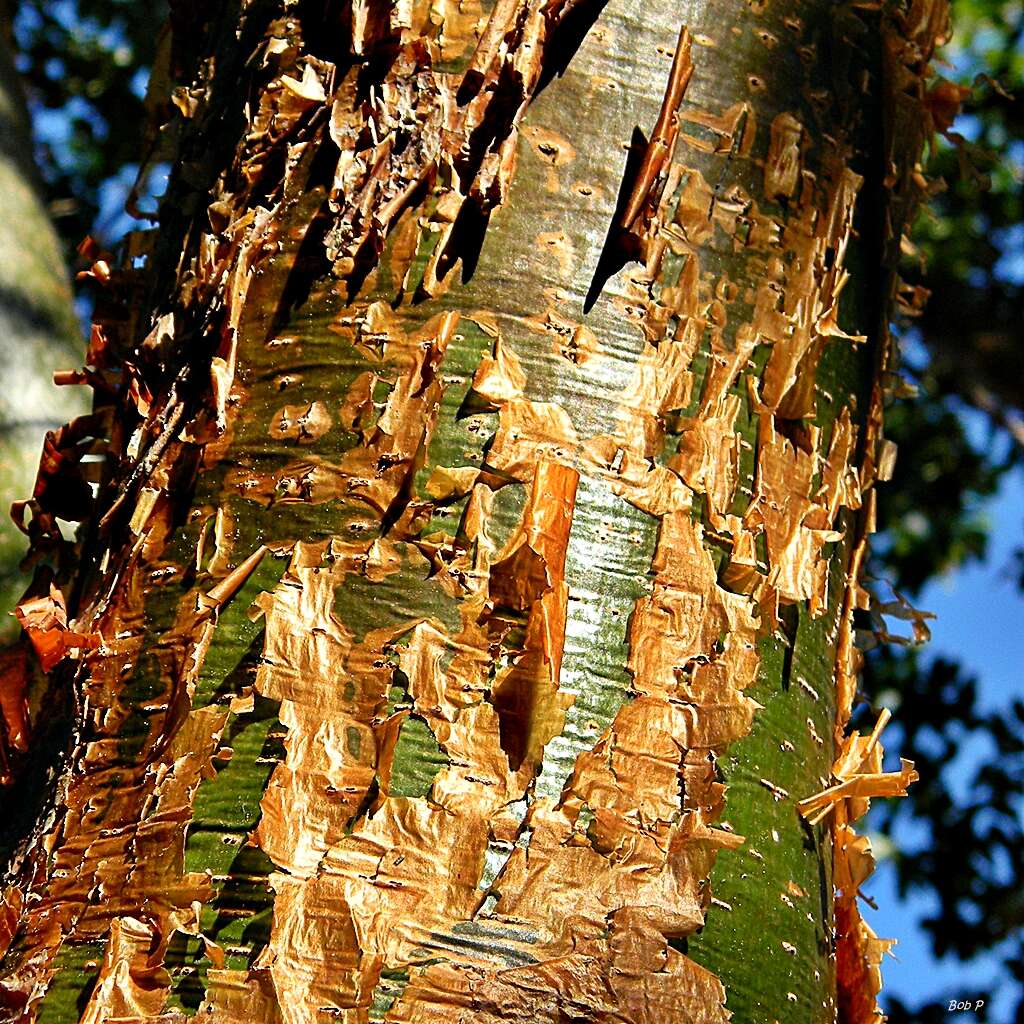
[1,2,945,1022]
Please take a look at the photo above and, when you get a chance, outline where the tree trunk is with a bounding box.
[0,1,945,1022]
[0,28,87,641]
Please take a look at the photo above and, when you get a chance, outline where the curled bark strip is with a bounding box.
[621,25,694,231]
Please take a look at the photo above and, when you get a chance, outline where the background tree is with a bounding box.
[0,6,88,636]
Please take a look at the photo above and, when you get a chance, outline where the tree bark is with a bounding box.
[0,2,946,1022]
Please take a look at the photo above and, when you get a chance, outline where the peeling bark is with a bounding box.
[0,1,948,1022]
